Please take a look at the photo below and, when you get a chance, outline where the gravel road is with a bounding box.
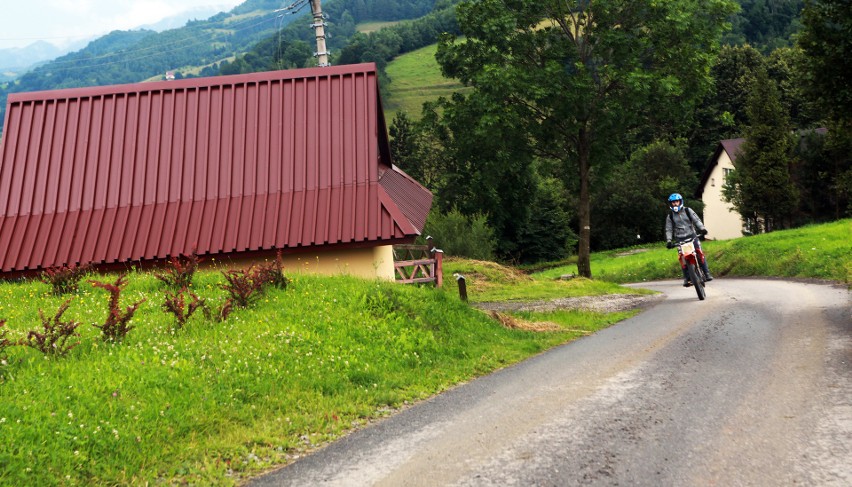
[247,278,850,486]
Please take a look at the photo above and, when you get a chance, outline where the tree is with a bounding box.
[436,0,737,277]
[796,0,852,220]
[798,0,852,122]
[593,139,699,250]
[724,67,799,232]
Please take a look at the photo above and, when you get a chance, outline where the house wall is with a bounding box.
[215,245,396,281]
[702,151,744,240]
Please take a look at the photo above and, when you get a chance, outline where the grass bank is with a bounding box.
[529,219,851,285]
[383,43,470,121]
[0,267,633,485]
[1,220,846,485]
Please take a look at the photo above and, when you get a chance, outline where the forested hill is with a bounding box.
[0,0,442,134]
[0,0,802,136]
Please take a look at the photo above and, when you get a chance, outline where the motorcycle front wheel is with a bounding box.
[687,263,706,300]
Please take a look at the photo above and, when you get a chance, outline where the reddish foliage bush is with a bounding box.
[22,300,81,356]
[39,263,92,295]
[219,266,265,308]
[256,251,290,290]
[162,287,205,330]
[90,275,146,342]
[155,252,203,289]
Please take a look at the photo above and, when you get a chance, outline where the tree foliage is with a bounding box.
[798,0,852,121]
[434,0,737,277]
[593,140,700,250]
[724,67,798,232]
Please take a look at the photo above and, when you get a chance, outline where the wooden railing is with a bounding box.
[393,238,443,287]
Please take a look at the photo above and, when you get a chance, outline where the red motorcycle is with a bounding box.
[673,238,708,300]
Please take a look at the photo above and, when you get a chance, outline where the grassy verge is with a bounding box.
[2,220,846,485]
[0,266,630,485]
[532,219,851,285]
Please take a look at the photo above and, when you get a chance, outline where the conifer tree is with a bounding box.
[724,67,799,232]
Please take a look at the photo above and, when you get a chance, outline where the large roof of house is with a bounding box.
[0,63,431,275]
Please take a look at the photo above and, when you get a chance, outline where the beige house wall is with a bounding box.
[211,245,397,280]
[702,151,745,240]
[277,245,396,280]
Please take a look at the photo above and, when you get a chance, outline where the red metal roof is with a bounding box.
[0,63,431,274]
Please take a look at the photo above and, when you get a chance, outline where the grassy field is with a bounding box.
[383,43,470,121]
[0,219,847,485]
[356,21,403,33]
[526,219,851,285]
[0,263,633,485]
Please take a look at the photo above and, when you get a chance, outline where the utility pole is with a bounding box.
[309,0,329,67]
[279,0,330,67]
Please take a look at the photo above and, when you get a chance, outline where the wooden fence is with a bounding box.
[393,238,443,287]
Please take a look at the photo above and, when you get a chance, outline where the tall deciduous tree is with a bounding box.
[436,0,737,277]
[723,67,799,232]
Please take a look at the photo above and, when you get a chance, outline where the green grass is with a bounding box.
[1,219,847,485]
[356,21,404,33]
[441,258,655,303]
[534,219,852,284]
[0,267,626,485]
[384,43,470,121]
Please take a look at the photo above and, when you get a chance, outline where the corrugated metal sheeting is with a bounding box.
[0,63,431,274]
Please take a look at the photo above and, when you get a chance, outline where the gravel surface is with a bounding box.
[472,292,665,314]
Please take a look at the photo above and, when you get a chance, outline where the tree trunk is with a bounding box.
[577,127,592,279]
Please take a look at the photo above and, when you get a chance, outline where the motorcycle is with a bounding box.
[673,238,708,300]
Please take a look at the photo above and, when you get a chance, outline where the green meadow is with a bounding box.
[0,219,848,485]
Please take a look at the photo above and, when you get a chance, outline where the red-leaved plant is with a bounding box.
[90,274,146,342]
[155,251,203,289]
[39,263,92,295]
[22,300,81,356]
[162,287,205,330]
[256,251,290,290]
[219,266,267,308]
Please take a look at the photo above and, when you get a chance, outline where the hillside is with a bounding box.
[0,0,300,133]
[383,43,469,121]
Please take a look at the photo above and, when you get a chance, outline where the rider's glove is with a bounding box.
[698,228,708,236]
[666,241,674,249]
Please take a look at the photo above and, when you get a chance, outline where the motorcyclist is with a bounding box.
[665,193,713,287]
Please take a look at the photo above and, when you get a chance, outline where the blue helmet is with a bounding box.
[668,193,684,213]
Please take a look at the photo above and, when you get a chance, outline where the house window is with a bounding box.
[723,168,733,182]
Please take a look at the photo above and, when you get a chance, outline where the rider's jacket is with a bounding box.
[665,207,707,241]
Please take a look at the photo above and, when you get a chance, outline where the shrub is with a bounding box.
[90,275,146,342]
[162,287,205,330]
[219,266,266,308]
[39,263,91,295]
[22,300,81,356]
[255,251,290,290]
[155,252,203,289]
[420,208,496,260]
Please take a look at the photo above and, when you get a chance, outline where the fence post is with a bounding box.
[433,249,443,288]
[454,273,467,301]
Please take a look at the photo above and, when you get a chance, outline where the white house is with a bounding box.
[697,138,746,240]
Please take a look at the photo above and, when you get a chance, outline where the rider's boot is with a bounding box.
[681,266,690,287]
[700,261,713,281]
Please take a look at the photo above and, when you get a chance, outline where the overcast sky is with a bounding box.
[0,1,246,50]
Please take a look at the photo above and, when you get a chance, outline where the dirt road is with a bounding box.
[248,279,851,486]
